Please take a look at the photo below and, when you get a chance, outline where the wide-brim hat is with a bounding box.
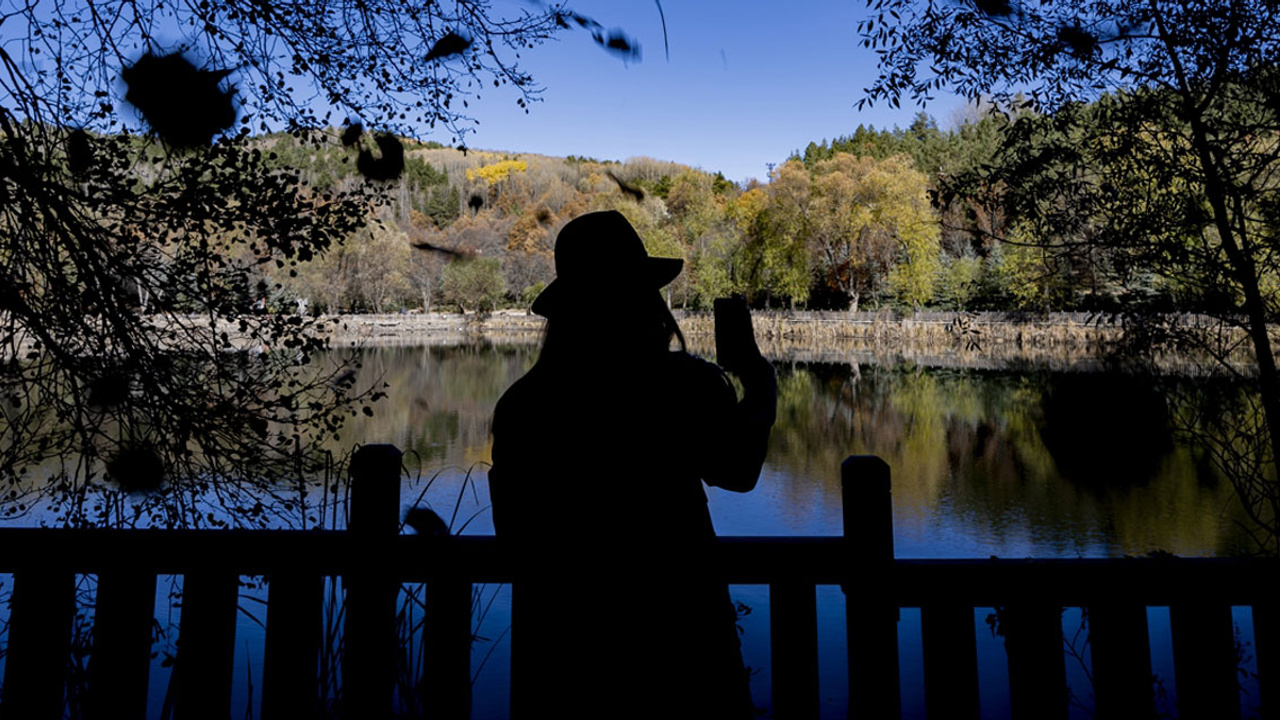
[531,210,683,318]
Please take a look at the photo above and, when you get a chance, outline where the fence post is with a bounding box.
[422,569,473,719]
[0,568,75,720]
[1089,602,1156,720]
[1001,603,1067,720]
[1257,599,1276,720]
[262,571,323,719]
[842,454,900,720]
[87,568,158,719]
[1170,601,1241,720]
[771,581,819,719]
[174,568,240,720]
[342,444,402,720]
[921,602,980,720]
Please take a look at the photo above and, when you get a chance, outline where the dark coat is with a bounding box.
[489,351,757,719]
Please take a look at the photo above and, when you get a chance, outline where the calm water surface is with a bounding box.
[346,343,1252,557]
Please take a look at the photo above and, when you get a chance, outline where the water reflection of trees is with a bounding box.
[773,362,1252,555]
[336,346,1254,556]
[338,345,536,466]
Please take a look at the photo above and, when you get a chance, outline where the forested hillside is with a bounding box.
[248,106,1213,315]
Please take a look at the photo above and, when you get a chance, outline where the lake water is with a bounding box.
[344,343,1254,556]
[0,342,1263,718]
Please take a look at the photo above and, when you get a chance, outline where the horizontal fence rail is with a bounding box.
[0,447,1275,719]
[4,531,1274,598]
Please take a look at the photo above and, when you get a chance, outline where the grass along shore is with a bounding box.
[327,310,1257,375]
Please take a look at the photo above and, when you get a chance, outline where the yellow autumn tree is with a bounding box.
[809,153,940,311]
[466,159,529,186]
[467,159,530,208]
[747,162,813,307]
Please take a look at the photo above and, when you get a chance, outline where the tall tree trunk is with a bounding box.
[1154,0,1280,549]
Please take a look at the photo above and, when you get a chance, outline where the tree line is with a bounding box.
[250,103,1245,318]
[254,116,980,314]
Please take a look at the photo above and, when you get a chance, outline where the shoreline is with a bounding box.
[327,310,1255,375]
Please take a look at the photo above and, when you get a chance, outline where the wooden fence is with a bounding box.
[0,445,1275,719]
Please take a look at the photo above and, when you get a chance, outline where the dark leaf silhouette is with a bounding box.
[926,187,942,210]
[106,445,166,493]
[66,129,93,176]
[340,121,363,147]
[605,33,635,55]
[121,52,236,148]
[247,416,269,439]
[607,170,645,201]
[425,31,471,61]
[592,29,641,62]
[87,372,129,408]
[547,7,641,62]
[410,239,471,257]
[468,193,484,213]
[331,369,358,389]
[356,133,405,181]
[1056,25,1098,57]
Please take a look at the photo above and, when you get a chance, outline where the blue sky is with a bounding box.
[460,1,967,183]
[23,0,965,183]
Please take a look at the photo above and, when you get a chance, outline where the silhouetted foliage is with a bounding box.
[424,31,473,62]
[357,133,406,181]
[340,122,364,148]
[0,0,640,526]
[121,52,236,149]
[860,0,1280,551]
[607,170,646,202]
[552,9,643,63]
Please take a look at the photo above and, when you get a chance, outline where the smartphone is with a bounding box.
[713,295,759,372]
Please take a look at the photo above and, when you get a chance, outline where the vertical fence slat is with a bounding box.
[341,566,399,720]
[842,455,901,720]
[421,577,473,720]
[87,568,157,719]
[1089,603,1155,720]
[261,571,323,719]
[1171,601,1241,720]
[1001,604,1067,720]
[508,581,529,718]
[1257,599,1276,720]
[342,444,402,720]
[921,602,979,720]
[771,581,819,720]
[174,568,239,720]
[1,568,75,720]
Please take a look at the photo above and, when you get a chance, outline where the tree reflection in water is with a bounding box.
[340,343,1252,557]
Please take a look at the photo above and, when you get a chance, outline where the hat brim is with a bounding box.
[531,256,683,317]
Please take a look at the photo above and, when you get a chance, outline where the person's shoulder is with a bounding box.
[664,350,720,375]
[662,351,733,395]
[493,365,545,425]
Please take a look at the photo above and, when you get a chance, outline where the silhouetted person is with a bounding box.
[489,210,776,719]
